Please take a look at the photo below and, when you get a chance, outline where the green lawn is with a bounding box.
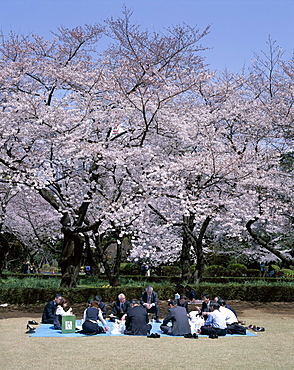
[1,308,293,369]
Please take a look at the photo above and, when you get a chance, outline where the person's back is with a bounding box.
[161,300,191,336]
[125,301,151,336]
[220,306,238,325]
[169,305,191,336]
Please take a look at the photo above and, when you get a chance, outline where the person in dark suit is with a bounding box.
[93,295,107,319]
[177,295,189,314]
[42,294,62,324]
[201,293,212,314]
[185,285,199,303]
[109,293,131,322]
[140,285,161,323]
[124,299,152,336]
[160,299,191,336]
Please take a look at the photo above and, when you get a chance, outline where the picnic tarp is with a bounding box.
[29,320,257,338]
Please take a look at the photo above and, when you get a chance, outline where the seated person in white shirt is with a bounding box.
[198,302,227,336]
[53,298,73,330]
[218,299,246,335]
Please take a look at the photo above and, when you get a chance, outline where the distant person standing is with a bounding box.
[22,261,29,274]
[260,261,265,277]
[140,263,150,276]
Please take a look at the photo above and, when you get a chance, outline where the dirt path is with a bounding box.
[1,300,293,320]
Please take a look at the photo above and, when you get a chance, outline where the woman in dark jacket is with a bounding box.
[82,301,110,334]
[185,285,199,303]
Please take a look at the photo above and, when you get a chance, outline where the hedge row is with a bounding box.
[1,283,294,304]
[3,272,293,284]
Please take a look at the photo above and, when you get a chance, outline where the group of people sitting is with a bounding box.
[41,285,246,337]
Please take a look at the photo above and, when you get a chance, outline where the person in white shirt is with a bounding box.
[219,300,238,325]
[199,302,227,336]
[53,298,73,330]
[218,299,246,335]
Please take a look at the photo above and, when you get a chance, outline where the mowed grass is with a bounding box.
[1,309,293,370]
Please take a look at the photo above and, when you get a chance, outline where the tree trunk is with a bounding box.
[246,218,294,267]
[84,234,100,277]
[185,215,211,285]
[180,215,195,281]
[92,230,122,287]
[0,234,9,275]
[59,229,84,288]
[181,232,192,282]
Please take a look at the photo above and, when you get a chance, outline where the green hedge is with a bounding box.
[1,283,294,304]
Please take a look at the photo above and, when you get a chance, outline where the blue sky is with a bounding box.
[1,0,293,72]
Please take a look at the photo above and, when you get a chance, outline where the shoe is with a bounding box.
[253,326,265,332]
[147,333,161,338]
[155,319,161,323]
[26,324,35,331]
[193,333,198,339]
[25,328,35,334]
[28,320,39,325]
[184,333,193,338]
[209,333,218,339]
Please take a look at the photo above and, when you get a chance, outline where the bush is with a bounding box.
[161,266,181,276]
[1,281,294,304]
[246,269,261,277]
[226,263,248,277]
[281,269,294,278]
[120,263,140,276]
[203,265,226,277]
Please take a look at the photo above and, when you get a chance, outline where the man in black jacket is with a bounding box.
[124,299,152,336]
[140,285,161,323]
[42,294,62,324]
[109,293,131,322]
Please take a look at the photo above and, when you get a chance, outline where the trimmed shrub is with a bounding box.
[203,265,226,277]
[281,269,294,278]
[120,263,140,276]
[161,266,181,276]
[1,282,294,305]
[226,263,248,277]
[246,269,261,277]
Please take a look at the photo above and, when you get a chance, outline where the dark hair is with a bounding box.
[168,299,177,306]
[218,299,226,306]
[55,294,62,299]
[210,302,220,310]
[180,295,187,300]
[59,298,69,307]
[94,295,102,302]
[202,293,210,299]
[90,301,99,308]
[131,299,139,305]
[185,285,191,291]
